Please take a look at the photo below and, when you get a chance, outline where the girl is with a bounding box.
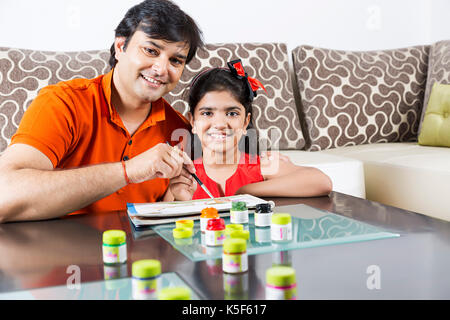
[168,60,332,200]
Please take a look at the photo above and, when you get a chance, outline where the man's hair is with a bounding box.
[109,0,203,68]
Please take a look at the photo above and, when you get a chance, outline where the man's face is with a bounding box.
[113,30,189,105]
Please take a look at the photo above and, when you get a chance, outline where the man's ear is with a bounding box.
[188,112,196,134]
[114,37,126,60]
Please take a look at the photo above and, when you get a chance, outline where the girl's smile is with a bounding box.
[206,130,233,141]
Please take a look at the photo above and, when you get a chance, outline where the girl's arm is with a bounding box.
[235,152,332,197]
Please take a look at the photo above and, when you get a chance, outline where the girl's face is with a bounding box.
[189,90,251,156]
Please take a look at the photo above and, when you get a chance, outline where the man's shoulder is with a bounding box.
[26,73,110,123]
[39,74,105,99]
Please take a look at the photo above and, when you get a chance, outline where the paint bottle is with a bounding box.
[230,201,249,224]
[132,259,161,300]
[265,266,297,300]
[255,202,273,227]
[222,238,248,274]
[173,227,193,245]
[102,230,127,264]
[271,213,292,242]
[158,287,191,300]
[228,229,250,241]
[200,207,219,233]
[176,219,194,230]
[225,224,244,238]
[205,218,226,246]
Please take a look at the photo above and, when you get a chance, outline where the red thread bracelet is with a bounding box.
[121,160,131,185]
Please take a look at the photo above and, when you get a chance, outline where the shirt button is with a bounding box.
[123,156,129,161]
[128,140,133,145]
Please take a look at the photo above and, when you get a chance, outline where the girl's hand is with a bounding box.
[168,168,197,201]
[260,151,291,163]
[260,151,293,176]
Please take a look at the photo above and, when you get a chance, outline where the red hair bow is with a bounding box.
[227,59,267,101]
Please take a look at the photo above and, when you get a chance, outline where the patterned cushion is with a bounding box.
[292,45,429,151]
[164,43,305,150]
[419,40,450,134]
[0,47,111,152]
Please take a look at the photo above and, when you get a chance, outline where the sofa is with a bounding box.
[1,40,449,221]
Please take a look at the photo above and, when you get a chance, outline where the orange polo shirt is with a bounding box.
[10,69,190,214]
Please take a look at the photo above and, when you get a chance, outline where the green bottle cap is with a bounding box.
[225,224,244,235]
[175,219,194,229]
[271,213,291,225]
[266,266,296,287]
[231,201,247,211]
[173,227,193,239]
[229,229,250,240]
[102,230,126,245]
[223,238,247,253]
[132,259,161,279]
[158,287,191,300]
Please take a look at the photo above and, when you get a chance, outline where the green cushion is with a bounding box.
[418,83,450,147]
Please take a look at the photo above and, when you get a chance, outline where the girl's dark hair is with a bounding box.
[188,68,259,156]
[109,0,203,68]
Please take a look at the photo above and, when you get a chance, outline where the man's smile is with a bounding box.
[140,73,165,87]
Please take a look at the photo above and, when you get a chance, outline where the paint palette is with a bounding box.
[152,204,399,262]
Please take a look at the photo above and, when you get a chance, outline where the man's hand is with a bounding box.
[125,143,195,184]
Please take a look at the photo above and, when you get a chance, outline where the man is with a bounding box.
[0,0,203,222]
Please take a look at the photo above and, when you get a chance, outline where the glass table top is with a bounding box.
[0,272,199,300]
[152,204,400,262]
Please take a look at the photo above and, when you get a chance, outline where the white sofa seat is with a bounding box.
[280,151,366,199]
[321,142,450,221]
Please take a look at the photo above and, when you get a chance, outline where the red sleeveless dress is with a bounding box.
[192,153,264,200]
